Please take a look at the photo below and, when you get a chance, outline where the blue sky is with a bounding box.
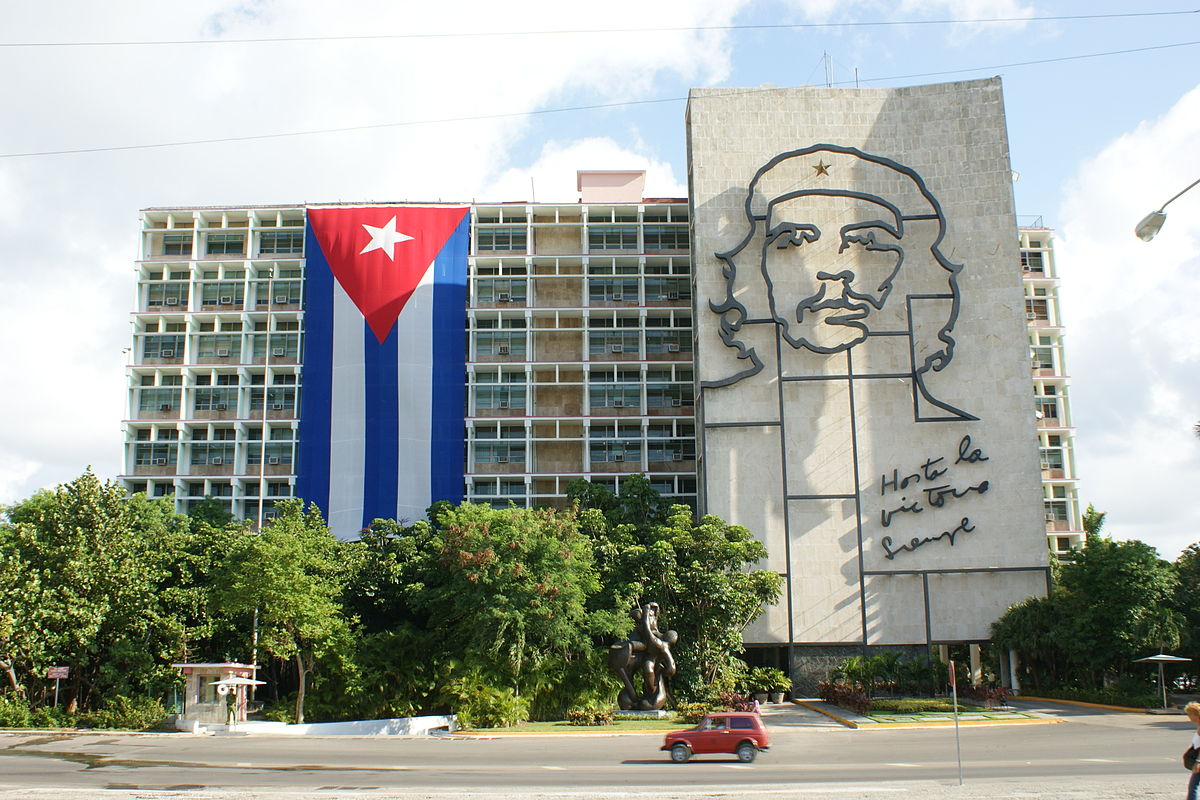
[1,0,1198,555]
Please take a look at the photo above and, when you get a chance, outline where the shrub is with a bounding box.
[452,685,530,729]
[565,704,614,726]
[674,702,714,724]
[958,685,1013,707]
[75,696,165,730]
[0,695,33,728]
[717,691,756,712]
[262,702,296,724]
[1031,685,1158,709]
[744,667,791,695]
[870,697,986,714]
[817,681,871,715]
[30,705,73,728]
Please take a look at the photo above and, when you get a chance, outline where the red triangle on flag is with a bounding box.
[307,205,469,343]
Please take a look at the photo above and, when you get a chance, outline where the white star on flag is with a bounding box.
[359,216,414,260]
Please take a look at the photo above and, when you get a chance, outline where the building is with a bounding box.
[122,173,697,522]
[121,78,1079,679]
[1021,226,1084,554]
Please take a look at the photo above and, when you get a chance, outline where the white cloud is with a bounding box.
[1056,82,1200,557]
[0,0,747,505]
[480,137,687,204]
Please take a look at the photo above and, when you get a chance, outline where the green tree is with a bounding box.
[572,479,782,700]
[216,501,352,724]
[0,471,190,708]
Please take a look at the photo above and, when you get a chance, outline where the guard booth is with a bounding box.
[172,662,263,731]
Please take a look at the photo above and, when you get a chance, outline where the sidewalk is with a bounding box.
[793,698,1060,728]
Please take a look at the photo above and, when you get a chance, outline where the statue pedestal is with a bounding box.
[614,710,672,720]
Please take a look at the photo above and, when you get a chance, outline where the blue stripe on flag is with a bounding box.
[361,322,400,529]
[429,214,469,505]
[295,224,334,515]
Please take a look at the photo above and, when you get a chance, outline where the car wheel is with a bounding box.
[670,743,691,763]
[736,742,757,763]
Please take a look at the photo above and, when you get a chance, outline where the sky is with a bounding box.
[1,0,1198,556]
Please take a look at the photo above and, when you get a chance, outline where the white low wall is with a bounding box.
[177,714,457,736]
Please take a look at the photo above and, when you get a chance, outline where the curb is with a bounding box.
[1016,696,1149,713]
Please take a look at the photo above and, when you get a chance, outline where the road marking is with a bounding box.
[721,764,753,769]
[1079,757,1119,762]
[236,763,251,767]
[882,762,922,767]
[541,765,566,770]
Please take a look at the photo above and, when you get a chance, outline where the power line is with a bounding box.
[1,9,1196,48]
[2,39,1197,160]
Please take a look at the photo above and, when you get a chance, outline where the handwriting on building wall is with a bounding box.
[879,436,990,560]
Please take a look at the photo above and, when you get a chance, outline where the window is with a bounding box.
[1056,536,1072,552]
[1025,299,1049,322]
[590,440,641,464]
[588,225,638,251]
[206,233,245,255]
[476,386,526,410]
[475,443,526,464]
[646,331,691,354]
[259,230,304,255]
[194,388,237,412]
[476,332,526,357]
[146,283,189,308]
[200,282,245,308]
[645,278,690,301]
[476,227,527,252]
[1021,250,1045,273]
[191,443,235,465]
[643,224,689,251]
[1039,448,1064,471]
[196,335,241,360]
[589,278,638,303]
[143,335,184,360]
[476,279,528,303]
[134,443,177,466]
[590,384,639,410]
[162,234,193,256]
[647,439,694,462]
[250,387,298,411]
[247,442,294,466]
[1044,501,1069,522]
[1031,346,1053,369]
[589,331,639,356]
[729,717,755,730]
[646,384,692,408]
[138,388,181,412]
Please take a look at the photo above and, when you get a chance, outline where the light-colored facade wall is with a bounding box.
[686,79,1051,650]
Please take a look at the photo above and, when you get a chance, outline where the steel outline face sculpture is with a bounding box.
[704,143,973,422]
[608,602,678,711]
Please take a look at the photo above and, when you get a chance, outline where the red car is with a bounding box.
[661,712,770,763]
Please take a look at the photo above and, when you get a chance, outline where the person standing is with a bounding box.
[1185,701,1200,800]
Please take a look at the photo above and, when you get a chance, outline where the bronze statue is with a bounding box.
[609,602,678,710]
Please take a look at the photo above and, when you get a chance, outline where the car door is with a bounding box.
[692,717,726,754]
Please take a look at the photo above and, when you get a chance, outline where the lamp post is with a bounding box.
[1135,177,1200,241]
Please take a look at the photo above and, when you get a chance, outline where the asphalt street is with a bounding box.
[0,700,1192,800]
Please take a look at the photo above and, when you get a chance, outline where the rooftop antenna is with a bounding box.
[530,177,536,203]
[824,52,832,88]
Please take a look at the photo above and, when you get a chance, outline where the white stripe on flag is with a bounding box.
[394,262,435,524]
[327,280,366,536]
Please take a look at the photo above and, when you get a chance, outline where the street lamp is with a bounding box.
[1135,176,1200,241]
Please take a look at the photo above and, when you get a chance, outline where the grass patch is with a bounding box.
[466,718,695,733]
[869,697,988,715]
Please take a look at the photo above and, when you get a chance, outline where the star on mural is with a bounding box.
[359,216,414,260]
[813,160,831,177]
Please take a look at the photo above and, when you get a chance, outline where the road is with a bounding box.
[0,700,1191,799]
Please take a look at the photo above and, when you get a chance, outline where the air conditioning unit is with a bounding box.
[671,452,683,461]
[497,345,511,355]
[613,453,625,462]
[159,349,174,358]
[612,399,624,407]
[611,293,624,301]
[497,292,511,302]
[159,404,173,411]
[274,295,289,304]
[215,403,227,411]
[666,292,679,300]
[497,400,510,409]
[219,296,233,305]
[152,458,167,465]
[496,456,509,463]
[271,403,285,410]
[216,349,230,358]
[165,297,179,306]
[667,343,681,352]
[272,347,286,356]
[670,398,682,407]
[210,457,223,465]
[268,456,280,465]
[610,344,623,353]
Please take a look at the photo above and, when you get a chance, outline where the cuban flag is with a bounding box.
[297,205,470,538]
